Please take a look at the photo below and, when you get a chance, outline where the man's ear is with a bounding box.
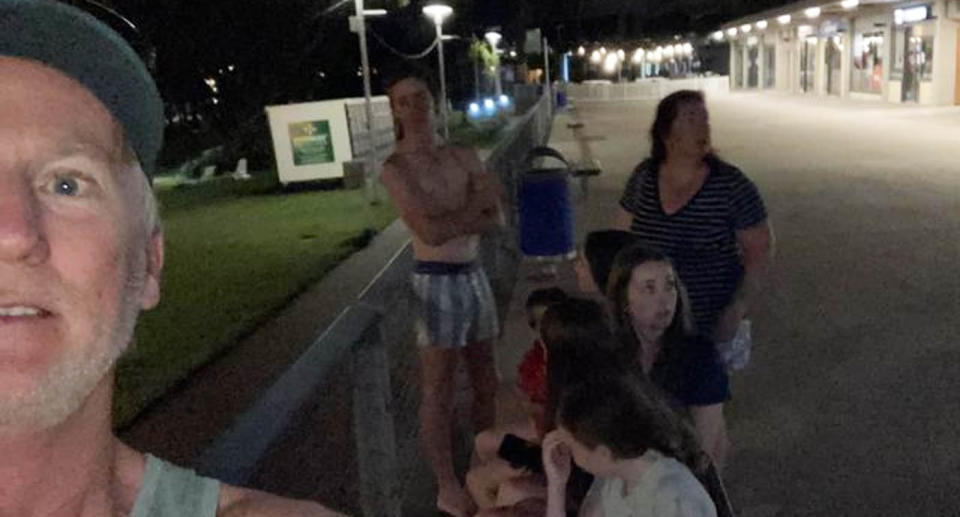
[140,229,164,310]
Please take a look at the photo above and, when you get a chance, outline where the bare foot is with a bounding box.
[437,483,477,517]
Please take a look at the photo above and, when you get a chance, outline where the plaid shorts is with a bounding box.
[410,261,500,348]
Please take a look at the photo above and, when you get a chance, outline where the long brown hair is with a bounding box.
[558,370,707,473]
[605,243,694,396]
[649,89,717,166]
[541,298,623,433]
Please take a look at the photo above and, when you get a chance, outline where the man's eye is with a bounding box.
[46,174,89,197]
[54,176,81,196]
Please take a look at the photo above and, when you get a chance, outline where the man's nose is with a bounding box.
[0,175,47,264]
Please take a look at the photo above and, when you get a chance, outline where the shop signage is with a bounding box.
[894,5,929,25]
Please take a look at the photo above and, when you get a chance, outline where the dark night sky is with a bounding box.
[99,0,800,115]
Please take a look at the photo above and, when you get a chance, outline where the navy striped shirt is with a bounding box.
[619,157,767,334]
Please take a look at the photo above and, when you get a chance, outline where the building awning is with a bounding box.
[721,0,905,30]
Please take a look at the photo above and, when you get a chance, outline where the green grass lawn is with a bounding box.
[113,175,395,427]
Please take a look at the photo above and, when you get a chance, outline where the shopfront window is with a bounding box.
[800,37,817,93]
[764,44,776,88]
[852,31,884,94]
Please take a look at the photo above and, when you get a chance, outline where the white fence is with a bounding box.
[566,76,730,101]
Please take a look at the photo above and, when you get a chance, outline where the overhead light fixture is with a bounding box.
[756,20,768,30]
[603,53,619,73]
[727,27,738,36]
[740,24,752,32]
[363,9,387,16]
[841,0,859,9]
[712,30,724,41]
[632,48,645,63]
[422,3,453,24]
[590,50,602,63]
[747,36,759,46]
[484,30,502,48]
[617,49,626,60]
[578,45,585,56]
[778,14,792,24]
[804,7,821,18]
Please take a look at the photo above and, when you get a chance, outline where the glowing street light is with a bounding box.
[590,50,602,63]
[578,45,585,56]
[632,48,645,63]
[422,2,453,139]
[485,29,503,96]
[778,14,792,24]
[600,46,607,54]
[617,49,626,60]
[603,52,619,73]
[712,30,724,41]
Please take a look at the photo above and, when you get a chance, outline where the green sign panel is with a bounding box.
[289,120,335,166]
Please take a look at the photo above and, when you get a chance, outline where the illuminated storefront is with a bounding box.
[721,0,960,106]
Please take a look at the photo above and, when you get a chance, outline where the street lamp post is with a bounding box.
[484,29,502,96]
[349,0,387,203]
[423,2,453,140]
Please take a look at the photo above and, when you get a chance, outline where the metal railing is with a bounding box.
[198,91,555,516]
[565,76,731,101]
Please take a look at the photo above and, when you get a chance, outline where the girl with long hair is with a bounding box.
[543,372,715,517]
[606,243,730,469]
[469,298,624,516]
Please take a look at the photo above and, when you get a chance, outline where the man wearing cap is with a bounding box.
[0,1,345,515]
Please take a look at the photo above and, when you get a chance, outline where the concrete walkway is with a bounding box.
[540,91,960,516]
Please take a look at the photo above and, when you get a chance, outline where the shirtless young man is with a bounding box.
[0,1,346,515]
[380,71,505,516]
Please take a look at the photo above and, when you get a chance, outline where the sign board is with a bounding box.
[266,97,389,185]
[524,28,542,54]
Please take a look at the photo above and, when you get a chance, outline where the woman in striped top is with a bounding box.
[612,90,773,347]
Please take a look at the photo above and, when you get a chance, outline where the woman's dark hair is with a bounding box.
[605,243,693,396]
[649,89,712,165]
[540,298,624,432]
[557,371,706,473]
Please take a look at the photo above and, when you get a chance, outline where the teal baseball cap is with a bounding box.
[0,0,164,174]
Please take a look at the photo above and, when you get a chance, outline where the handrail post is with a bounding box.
[352,319,401,517]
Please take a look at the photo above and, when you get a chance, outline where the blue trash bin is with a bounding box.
[518,147,574,258]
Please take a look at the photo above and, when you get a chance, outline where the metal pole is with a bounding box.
[355,0,380,203]
[543,36,551,111]
[436,23,449,140]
